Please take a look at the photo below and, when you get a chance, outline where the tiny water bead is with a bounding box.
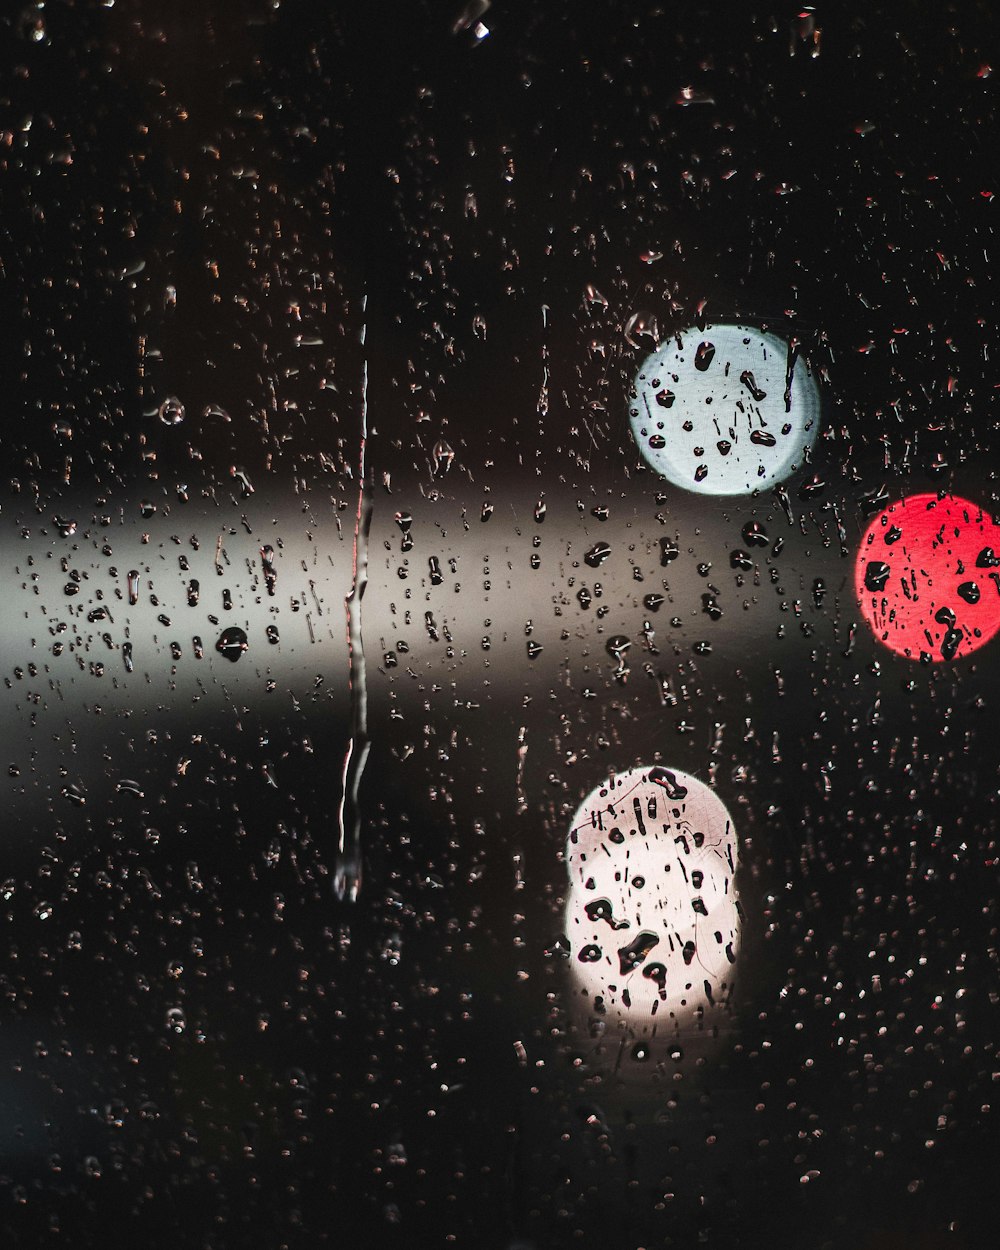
[564,766,740,1031]
[855,493,1000,662]
[629,324,821,495]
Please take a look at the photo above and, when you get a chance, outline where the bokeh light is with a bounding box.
[565,765,740,1031]
[629,323,820,495]
[856,492,1000,662]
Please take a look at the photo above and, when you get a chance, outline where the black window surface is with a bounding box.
[2,2,999,1247]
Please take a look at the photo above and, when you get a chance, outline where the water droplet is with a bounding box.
[643,962,668,998]
[584,542,612,568]
[260,545,277,595]
[158,396,185,426]
[584,898,630,930]
[659,538,679,565]
[864,561,891,592]
[958,581,981,604]
[730,549,753,571]
[694,341,715,371]
[215,627,248,663]
[702,593,723,620]
[798,473,826,499]
[648,766,688,799]
[976,546,1000,568]
[742,521,769,548]
[165,1007,186,1034]
[941,627,963,661]
[740,369,767,401]
[618,930,660,976]
[431,440,455,477]
[624,311,659,349]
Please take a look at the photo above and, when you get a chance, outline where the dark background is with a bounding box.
[1,1,999,1246]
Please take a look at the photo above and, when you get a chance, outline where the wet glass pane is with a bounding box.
[3,2,999,1246]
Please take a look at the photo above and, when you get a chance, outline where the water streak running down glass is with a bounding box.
[335,300,372,903]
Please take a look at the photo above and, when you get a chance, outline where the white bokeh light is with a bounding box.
[565,766,740,1031]
[629,323,820,495]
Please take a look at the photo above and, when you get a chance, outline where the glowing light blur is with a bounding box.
[565,765,740,1031]
[856,492,1000,662]
[629,323,820,495]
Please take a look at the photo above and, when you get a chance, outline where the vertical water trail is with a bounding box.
[783,335,800,414]
[515,725,528,816]
[334,299,372,902]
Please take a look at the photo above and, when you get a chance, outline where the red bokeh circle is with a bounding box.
[855,493,1000,662]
